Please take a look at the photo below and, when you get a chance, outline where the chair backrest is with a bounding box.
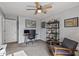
[28,30,36,39]
[30,30,36,36]
[62,38,78,49]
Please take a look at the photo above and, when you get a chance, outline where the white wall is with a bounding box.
[0,10,4,44]
[39,19,46,41]
[0,16,2,44]
[18,16,46,43]
[18,16,25,43]
[53,6,79,50]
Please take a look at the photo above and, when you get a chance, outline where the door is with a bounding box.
[4,19,17,43]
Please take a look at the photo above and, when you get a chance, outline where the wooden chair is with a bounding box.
[48,38,78,56]
[52,46,74,56]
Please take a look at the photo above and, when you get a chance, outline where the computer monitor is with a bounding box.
[24,30,30,33]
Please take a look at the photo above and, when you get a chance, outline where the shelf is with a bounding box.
[46,27,59,29]
[46,33,59,34]
[46,20,59,42]
[47,21,59,24]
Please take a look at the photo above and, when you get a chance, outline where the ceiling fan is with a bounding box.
[26,2,52,14]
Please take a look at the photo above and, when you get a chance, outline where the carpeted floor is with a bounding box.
[6,40,50,56]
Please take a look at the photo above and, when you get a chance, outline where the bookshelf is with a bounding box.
[46,20,60,45]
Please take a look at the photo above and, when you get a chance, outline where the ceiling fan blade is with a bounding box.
[43,3,52,9]
[26,9,36,10]
[35,2,40,8]
[27,5,35,7]
[42,8,47,14]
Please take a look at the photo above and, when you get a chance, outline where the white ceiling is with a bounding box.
[0,2,79,19]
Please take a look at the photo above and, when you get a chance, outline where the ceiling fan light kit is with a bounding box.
[37,9,42,13]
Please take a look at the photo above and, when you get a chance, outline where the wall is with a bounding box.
[39,19,46,41]
[53,6,79,50]
[0,9,4,44]
[18,16,25,43]
[0,16,2,44]
[18,16,46,43]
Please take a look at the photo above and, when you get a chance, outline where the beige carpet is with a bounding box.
[6,40,50,56]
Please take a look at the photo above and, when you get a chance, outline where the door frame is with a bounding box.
[4,18,18,43]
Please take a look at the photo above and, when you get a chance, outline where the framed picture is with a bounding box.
[64,17,78,27]
[41,22,46,28]
[25,20,36,28]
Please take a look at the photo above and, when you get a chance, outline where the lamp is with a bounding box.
[37,9,42,13]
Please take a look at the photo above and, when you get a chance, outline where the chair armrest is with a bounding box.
[54,47,72,51]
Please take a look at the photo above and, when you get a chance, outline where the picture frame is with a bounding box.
[41,22,46,28]
[25,20,36,28]
[64,17,78,27]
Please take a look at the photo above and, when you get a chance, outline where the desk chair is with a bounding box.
[28,30,36,44]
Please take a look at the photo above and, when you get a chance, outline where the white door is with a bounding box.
[4,19,17,43]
